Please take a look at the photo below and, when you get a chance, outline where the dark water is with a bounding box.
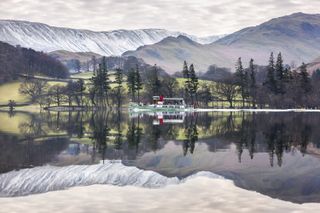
[1,110,320,203]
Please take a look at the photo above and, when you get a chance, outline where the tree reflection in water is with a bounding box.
[90,110,110,163]
[183,114,199,156]
[0,111,319,172]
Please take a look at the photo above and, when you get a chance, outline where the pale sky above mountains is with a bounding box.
[1,0,320,36]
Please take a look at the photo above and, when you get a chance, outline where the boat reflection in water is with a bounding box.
[130,111,186,125]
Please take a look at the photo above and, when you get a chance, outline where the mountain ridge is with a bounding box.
[0,20,223,56]
[125,12,320,73]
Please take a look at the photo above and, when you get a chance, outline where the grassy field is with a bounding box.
[71,71,116,81]
[0,82,29,104]
[71,72,94,79]
[0,80,67,105]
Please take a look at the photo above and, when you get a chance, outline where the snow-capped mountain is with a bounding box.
[0,20,222,56]
[0,160,223,197]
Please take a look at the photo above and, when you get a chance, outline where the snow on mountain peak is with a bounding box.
[0,20,222,56]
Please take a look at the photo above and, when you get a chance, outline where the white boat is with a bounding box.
[129,96,194,112]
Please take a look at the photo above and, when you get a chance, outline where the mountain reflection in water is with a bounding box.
[0,110,320,203]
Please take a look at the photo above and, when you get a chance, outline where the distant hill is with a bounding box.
[124,35,232,73]
[125,13,320,74]
[49,50,102,65]
[49,49,169,77]
[0,20,223,56]
[49,50,102,72]
[0,42,68,83]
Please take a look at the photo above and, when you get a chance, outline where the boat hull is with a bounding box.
[129,104,194,112]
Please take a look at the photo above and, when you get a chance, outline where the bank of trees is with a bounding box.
[214,52,318,108]
[16,52,320,109]
[0,41,68,83]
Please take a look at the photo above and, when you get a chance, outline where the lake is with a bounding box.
[1,110,320,204]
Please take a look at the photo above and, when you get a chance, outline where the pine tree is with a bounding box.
[249,59,257,108]
[135,64,143,103]
[300,63,312,94]
[182,61,189,78]
[115,68,124,106]
[283,67,291,81]
[127,68,136,101]
[102,57,111,106]
[150,65,161,95]
[235,57,248,108]
[189,64,199,105]
[275,52,284,94]
[183,61,191,102]
[90,57,110,107]
[264,52,277,94]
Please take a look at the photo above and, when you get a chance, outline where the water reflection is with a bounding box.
[1,110,320,202]
[1,111,320,166]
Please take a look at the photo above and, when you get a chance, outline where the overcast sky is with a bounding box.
[1,0,320,36]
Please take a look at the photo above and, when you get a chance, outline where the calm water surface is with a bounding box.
[1,110,320,203]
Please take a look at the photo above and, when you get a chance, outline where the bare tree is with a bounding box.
[214,79,238,108]
[49,85,65,106]
[19,79,48,102]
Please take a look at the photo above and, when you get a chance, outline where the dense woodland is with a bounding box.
[229,53,320,108]
[0,41,68,83]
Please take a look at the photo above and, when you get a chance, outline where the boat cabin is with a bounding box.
[152,96,186,106]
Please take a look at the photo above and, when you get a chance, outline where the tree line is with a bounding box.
[0,41,68,83]
[215,52,318,108]
[16,52,320,109]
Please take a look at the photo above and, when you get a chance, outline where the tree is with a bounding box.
[189,64,199,105]
[183,61,191,102]
[0,41,69,82]
[162,77,178,97]
[115,68,124,107]
[275,52,284,94]
[101,57,111,105]
[214,78,237,108]
[92,56,97,73]
[145,65,161,99]
[198,83,212,107]
[49,85,65,106]
[8,100,16,112]
[182,61,189,78]
[75,79,85,106]
[235,57,249,107]
[90,57,110,107]
[66,81,77,106]
[127,68,136,101]
[264,52,277,93]
[300,63,312,94]
[135,64,143,102]
[249,59,257,108]
[19,79,48,102]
